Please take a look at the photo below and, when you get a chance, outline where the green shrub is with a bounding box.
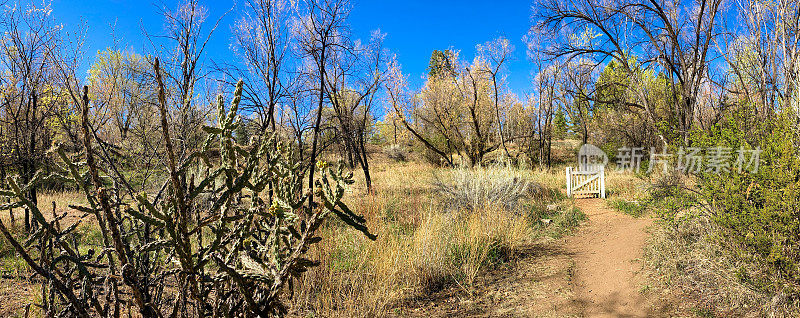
[690,113,800,294]
[528,203,586,238]
[0,223,27,274]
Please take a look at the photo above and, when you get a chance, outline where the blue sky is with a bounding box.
[49,0,535,97]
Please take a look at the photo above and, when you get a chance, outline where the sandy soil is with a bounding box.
[0,277,35,317]
[566,199,662,317]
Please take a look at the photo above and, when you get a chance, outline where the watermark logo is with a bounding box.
[577,144,762,174]
[577,143,608,171]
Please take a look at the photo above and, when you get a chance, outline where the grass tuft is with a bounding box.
[607,198,647,218]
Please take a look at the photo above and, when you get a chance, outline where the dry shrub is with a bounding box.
[383,144,409,162]
[417,146,446,166]
[644,211,800,317]
[433,164,536,212]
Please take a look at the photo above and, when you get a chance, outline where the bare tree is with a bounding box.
[389,49,507,167]
[524,27,557,167]
[230,0,293,132]
[0,2,73,231]
[721,0,800,119]
[324,30,387,192]
[294,0,351,203]
[534,63,564,167]
[147,0,228,158]
[386,57,452,167]
[477,37,514,159]
[560,58,596,145]
[535,0,725,145]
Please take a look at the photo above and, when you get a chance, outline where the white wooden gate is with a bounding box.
[566,167,605,198]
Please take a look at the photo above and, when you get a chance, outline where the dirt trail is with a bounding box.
[566,198,656,317]
[393,198,670,317]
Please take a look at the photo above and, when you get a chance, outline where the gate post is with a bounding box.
[600,167,606,198]
[566,167,572,197]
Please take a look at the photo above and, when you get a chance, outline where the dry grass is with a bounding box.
[0,188,95,296]
[289,160,575,317]
[1,190,89,278]
[383,144,409,162]
[0,190,100,317]
[0,190,87,225]
[642,211,796,317]
[290,161,435,316]
[411,206,531,291]
[292,203,534,317]
[604,169,649,200]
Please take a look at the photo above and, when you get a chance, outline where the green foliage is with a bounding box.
[648,176,697,226]
[594,59,632,111]
[690,112,800,293]
[553,109,567,138]
[427,49,456,79]
[529,203,586,239]
[592,56,678,147]
[0,221,25,269]
[569,93,591,137]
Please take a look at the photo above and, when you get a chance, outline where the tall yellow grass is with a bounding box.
[290,161,551,317]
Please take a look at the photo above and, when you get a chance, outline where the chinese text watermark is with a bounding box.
[577,145,762,174]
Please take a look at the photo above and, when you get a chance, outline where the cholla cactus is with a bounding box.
[0,60,374,318]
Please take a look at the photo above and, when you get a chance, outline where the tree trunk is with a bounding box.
[308,45,326,208]
[345,136,355,168]
[356,132,372,193]
[22,159,36,232]
[26,92,39,232]
[361,160,372,193]
[493,75,511,160]
[0,166,11,225]
[582,124,588,145]
[392,121,397,144]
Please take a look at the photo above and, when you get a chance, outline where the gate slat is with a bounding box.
[566,167,606,199]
